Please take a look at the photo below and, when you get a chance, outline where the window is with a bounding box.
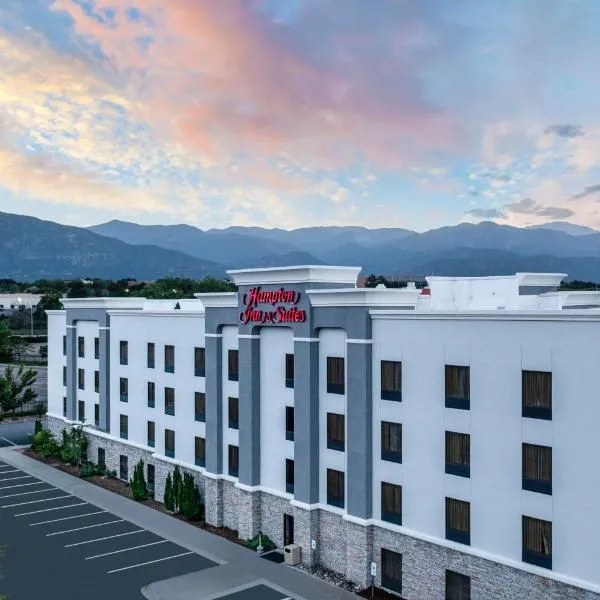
[326,356,345,394]
[78,368,85,390]
[62,396,67,417]
[326,468,345,508]
[381,421,402,463]
[381,360,402,401]
[195,436,206,467]
[119,377,128,402]
[228,349,239,381]
[381,548,402,595]
[94,337,99,360]
[285,353,294,388]
[286,459,294,494]
[285,406,294,441]
[94,370,99,394]
[78,400,85,422]
[62,335,66,356]
[446,498,470,545]
[165,345,175,373]
[327,413,345,451]
[165,387,175,416]
[119,455,128,481]
[228,397,239,429]
[228,444,239,477]
[78,336,85,358]
[97,447,105,469]
[522,444,552,495]
[446,571,471,600]
[147,421,155,448]
[147,343,155,369]
[523,516,552,569]
[165,429,175,458]
[147,382,155,408]
[120,414,128,440]
[195,347,205,377]
[194,392,205,422]
[119,340,128,365]
[94,403,99,426]
[147,464,155,497]
[63,366,67,387]
[445,366,470,410]
[445,432,470,478]
[522,371,552,420]
[381,482,402,525]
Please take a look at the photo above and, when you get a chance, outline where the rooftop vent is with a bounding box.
[376,283,386,289]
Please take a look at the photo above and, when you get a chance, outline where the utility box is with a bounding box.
[284,544,301,565]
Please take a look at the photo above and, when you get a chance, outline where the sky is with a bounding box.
[0,0,600,232]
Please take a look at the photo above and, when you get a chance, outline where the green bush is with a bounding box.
[33,420,43,435]
[79,462,96,478]
[30,429,60,458]
[130,459,148,502]
[59,426,88,466]
[106,468,117,479]
[164,472,174,511]
[246,533,276,552]
[179,472,203,520]
[94,463,106,476]
[172,465,183,513]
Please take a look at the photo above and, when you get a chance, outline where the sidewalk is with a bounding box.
[0,447,358,600]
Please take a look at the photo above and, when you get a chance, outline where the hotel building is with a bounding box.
[46,265,600,600]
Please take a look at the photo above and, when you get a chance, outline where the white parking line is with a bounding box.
[0,470,21,476]
[85,540,168,560]
[16,502,86,517]
[0,437,16,446]
[0,465,15,469]
[107,551,193,574]
[0,476,32,484]
[65,530,145,548]
[0,488,55,500]
[47,519,124,536]
[0,481,45,491]
[30,510,106,526]
[2,494,71,509]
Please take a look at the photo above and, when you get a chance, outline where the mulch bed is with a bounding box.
[357,588,404,600]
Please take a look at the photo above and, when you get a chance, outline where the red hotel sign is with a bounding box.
[240,287,306,324]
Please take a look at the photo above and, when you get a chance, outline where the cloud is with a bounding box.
[466,208,503,218]
[572,184,600,200]
[545,124,584,138]
[504,198,574,219]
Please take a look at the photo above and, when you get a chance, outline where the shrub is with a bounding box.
[179,472,203,521]
[94,463,106,476]
[33,420,43,435]
[79,462,96,478]
[164,472,174,511]
[246,533,276,552]
[130,459,148,502]
[60,426,87,466]
[30,429,60,458]
[106,468,117,479]
[172,465,183,513]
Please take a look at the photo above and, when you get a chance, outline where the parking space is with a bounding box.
[0,421,35,447]
[212,584,297,600]
[0,459,216,600]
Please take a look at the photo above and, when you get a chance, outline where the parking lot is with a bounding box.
[0,458,216,600]
[0,421,34,447]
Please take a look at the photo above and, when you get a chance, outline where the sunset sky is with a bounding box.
[0,0,599,231]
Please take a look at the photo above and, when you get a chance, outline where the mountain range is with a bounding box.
[2,210,600,281]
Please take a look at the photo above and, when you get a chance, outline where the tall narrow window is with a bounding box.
[446,571,471,600]
[446,498,470,545]
[285,353,294,388]
[147,382,155,408]
[445,366,470,410]
[327,413,345,451]
[147,421,155,447]
[326,357,345,394]
[119,340,128,365]
[195,347,205,377]
[119,377,128,402]
[285,406,294,441]
[78,336,85,358]
[381,482,402,525]
[119,455,128,481]
[228,349,239,381]
[445,432,470,478]
[62,335,66,356]
[119,414,128,440]
[522,516,552,569]
[381,549,402,595]
[195,392,206,422]
[94,337,99,360]
[381,360,402,401]
[97,447,105,469]
[94,370,99,394]
[63,366,67,387]
[326,469,345,508]
[228,444,239,477]
[78,400,85,422]
[228,397,239,429]
[286,459,294,494]
[381,421,402,463]
[147,464,155,497]
[195,436,206,467]
[165,429,175,458]
[62,396,67,417]
[165,387,175,416]
[94,403,99,426]
[147,343,155,369]
[522,371,552,420]
[78,368,85,390]
[165,345,175,373]
[522,444,552,495]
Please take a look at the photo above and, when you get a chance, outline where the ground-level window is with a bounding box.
[97,447,105,469]
[147,463,155,497]
[446,570,471,600]
[119,455,128,481]
[381,548,402,595]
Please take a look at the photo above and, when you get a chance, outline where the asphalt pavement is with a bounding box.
[0,420,35,447]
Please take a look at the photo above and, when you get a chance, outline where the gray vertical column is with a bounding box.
[238,335,260,486]
[98,319,110,432]
[293,338,320,504]
[346,340,373,519]
[66,323,77,421]
[205,334,223,474]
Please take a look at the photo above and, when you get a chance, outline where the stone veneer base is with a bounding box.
[45,416,600,600]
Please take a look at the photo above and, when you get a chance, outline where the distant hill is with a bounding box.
[527,221,597,236]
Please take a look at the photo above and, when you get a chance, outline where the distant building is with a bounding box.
[0,293,42,312]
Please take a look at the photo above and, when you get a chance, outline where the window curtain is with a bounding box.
[381,361,402,391]
[446,366,470,399]
[446,498,470,533]
[523,444,551,481]
[523,517,552,555]
[446,432,470,465]
[522,371,551,408]
[382,422,402,452]
[382,482,402,513]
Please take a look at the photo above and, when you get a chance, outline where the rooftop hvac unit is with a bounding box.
[284,544,301,565]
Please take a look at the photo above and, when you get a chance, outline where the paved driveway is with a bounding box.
[0,421,35,447]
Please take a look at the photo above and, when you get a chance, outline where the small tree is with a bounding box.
[164,472,174,511]
[130,459,148,501]
[172,464,183,513]
[0,364,37,417]
[179,472,203,520]
[59,425,88,466]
